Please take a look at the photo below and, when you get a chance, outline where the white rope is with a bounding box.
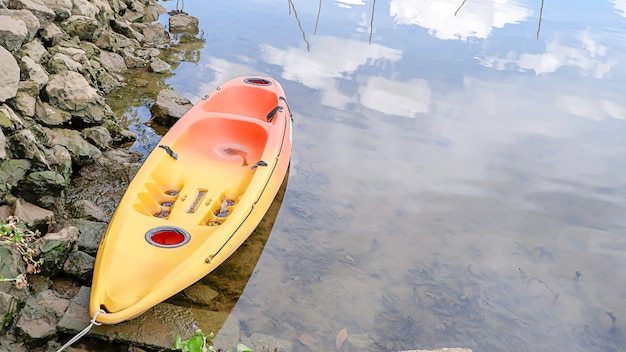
[56,309,105,352]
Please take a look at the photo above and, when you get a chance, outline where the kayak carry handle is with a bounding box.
[251,160,268,170]
[158,145,178,160]
[266,105,283,122]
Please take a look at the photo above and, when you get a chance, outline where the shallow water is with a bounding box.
[108,1,626,351]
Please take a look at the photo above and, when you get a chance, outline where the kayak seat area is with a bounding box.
[200,85,280,123]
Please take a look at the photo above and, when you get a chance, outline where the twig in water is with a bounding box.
[369,0,376,44]
[314,0,323,35]
[536,0,544,39]
[455,0,468,16]
[288,0,310,51]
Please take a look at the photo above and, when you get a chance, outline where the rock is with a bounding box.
[143,3,166,23]
[47,52,83,73]
[70,199,106,222]
[169,13,199,34]
[0,14,29,51]
[40,22,64,47]
[242,333,292,352]
[95,69,121,94]
[18,170,66,207]
[0,291,18,334]
[7,81,38,117]
[7,0,55,30]
[110,18,144,42]
[0,129,6,160]
[0,103,25,131]
[8,128,53,168]
[0,9,40,42]
[149,57,170,73]
[103,120,137,145]
[140,22,169,46]
[95,29,140,52]
[60,15,101,41]
[34,100,72,126]
[0,46,20,103]
[135,47,160,59]
[121,48,147,69]
[150,89,193,126]
[34,226,78,276]
[45,127,102,165]
[81,125,112,150]
[0,243,27,297]
[12,198,53,233]
[180,283,219,306]
[19,56,48,89]
[67,218,106,254]
[39,0,71,21]
[100,49,127,74]
[15,289,70,345]
[19,38,48,62]
[71,0,99,18]
[46,71,110,124]
[62,250,95,281]
[0,159,31,202]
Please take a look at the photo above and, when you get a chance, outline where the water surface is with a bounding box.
[116,1,626,350]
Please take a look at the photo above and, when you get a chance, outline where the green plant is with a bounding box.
[0,216,43,285]
[172,323,253,352]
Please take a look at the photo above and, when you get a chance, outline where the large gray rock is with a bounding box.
[0,14,29,51]
[0,103,25,131]
[45,127,102,165]
[0,9,40,42]
[34,100,71,126]
[60,14,101,41]
[7,81,39,117]
[100,49,127,74]
[0,291,18,334]
[140,22,169,46]
[169,13,199,34]
[19,56,48,89]
[19,38,49,62]
[8,128,53,168]
[150,89,193,126]
[15,289,70,345]
[70,199,106,222]
[0,243,27,298]
[81,125,112,150]
[149,57,170,73]
[0,46,20,103]
[7,0,55,30]
[18,170,66,207]
[67,218,106,254]
[39,0,71,20]
[47,52,83,73]
[12,197,53,233]
[0,159,30,201]
[40,22,64,46]
[45,70,110,123]
[62,250,95,281]
[33,225,78,276]
[110,17,144,42]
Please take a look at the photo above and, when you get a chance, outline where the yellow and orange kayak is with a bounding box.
[90,76,292,325]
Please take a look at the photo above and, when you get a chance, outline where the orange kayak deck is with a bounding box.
[90,77,292,324]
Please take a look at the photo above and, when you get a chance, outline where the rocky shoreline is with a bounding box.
[0,0,199,350]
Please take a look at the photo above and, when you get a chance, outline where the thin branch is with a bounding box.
[288,0,310,51]
[454,0,468,16]
[536,0,544,39]
[369,0,376,44]
[314,0,323,35]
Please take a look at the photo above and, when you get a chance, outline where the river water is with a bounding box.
[108,1,626,351]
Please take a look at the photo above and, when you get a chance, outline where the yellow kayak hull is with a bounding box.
[90,77,292,324]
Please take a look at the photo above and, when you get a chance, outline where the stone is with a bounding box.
[67,218,106,254]
[0,291,18,333]
[15,289,70,344]
[7,86,37,118]
[18,170,66,207]
[0,46,20,103]
[100,49,127,74]
[45,127,102,165]
[0,103,25,131]
[0,14,29,51]
[11,198,53,233]
[70,199,106,222]
[143,3,167,23]
[242,333,292,352]
[47,52,83,73]
[0,9,40,42]
[34,100,72,126]
[62,250,95,281]
[169,13,199,34]
[7,128,52,168]
[81,126,112,150]
[60,15,101,41]
[181,283,219,306]
[19,38,48,62]
[110,18,144,42]
[19,56,49,89]
[71,0,98,18]
[40,22,64,47]
[103,120,137,145]
[95,69,121,94]
[150,89,193,126]
[34,226,78,276]
[0,243,28,299]
[121,49,147,69]
[7,0,55,30]
[0,159,30,201]
[149,57,170,73]
[140,22,169,46]
[39,0,72,20]
[45,70,94,110]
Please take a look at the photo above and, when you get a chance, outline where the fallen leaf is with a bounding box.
[335,328,348,350]
[298,333,317,351]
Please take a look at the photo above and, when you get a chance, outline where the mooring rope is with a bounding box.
[56,309,105,352]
